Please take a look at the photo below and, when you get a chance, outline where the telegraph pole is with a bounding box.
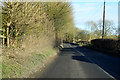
[102,0,105,39]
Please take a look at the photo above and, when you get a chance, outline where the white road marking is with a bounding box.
[69,43,116,79]
[74,48,85,56]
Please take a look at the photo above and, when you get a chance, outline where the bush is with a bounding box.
[91,39,120,50]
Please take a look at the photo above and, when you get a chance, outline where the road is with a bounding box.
[37,43,120,79]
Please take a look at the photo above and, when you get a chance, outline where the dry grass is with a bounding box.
[2,33,57,78]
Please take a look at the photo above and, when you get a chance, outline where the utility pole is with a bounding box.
[102,0,105,39]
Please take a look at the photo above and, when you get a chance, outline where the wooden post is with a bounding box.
[102,0,105,39]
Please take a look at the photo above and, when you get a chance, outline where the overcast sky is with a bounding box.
[71,0,119,31]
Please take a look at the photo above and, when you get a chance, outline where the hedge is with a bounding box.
[91,39,120,50]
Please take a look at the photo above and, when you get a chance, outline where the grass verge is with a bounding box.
[2,48,58,78]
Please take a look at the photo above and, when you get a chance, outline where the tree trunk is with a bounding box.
[55,32,58,47]
[14,28,18,47]
[2,34,5,47]
[7,26,10,47]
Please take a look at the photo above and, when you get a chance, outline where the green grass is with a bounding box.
[2,48,57,78]
[2,62,21,78]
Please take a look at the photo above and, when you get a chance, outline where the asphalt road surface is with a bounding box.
[38,42,120,79]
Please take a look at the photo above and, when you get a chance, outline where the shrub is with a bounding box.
[91,39,120,50]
